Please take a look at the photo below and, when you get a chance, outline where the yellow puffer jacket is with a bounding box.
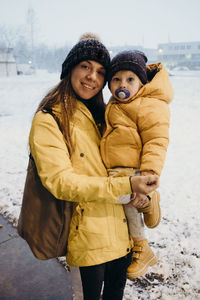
[29,101,132,267]
[100,63,174,176]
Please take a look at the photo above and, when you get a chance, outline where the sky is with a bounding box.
[0,0,200,49]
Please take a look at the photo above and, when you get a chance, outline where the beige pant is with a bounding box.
[108,167,145,239]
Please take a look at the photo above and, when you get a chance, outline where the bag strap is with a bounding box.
[29,108,63,162]
[42,108,63,133]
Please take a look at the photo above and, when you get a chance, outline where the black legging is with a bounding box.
[79,252,132,300]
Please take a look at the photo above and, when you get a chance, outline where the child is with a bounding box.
[100,50,173,279]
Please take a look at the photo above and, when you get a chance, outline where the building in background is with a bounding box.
[109,42,200,70]
[157,41,200,70]
[0,48,17,76]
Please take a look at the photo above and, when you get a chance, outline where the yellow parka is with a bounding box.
[100,63,174,176]
[29,101,132,267]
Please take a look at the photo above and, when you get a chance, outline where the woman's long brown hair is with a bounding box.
[35,73,106,156]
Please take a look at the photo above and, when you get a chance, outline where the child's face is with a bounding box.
[110,70,143,101]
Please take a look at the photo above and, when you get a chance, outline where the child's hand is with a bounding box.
[130,174,159,195]
[126,193,150,208]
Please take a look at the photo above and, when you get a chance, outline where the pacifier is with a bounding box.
[115,88,130,99]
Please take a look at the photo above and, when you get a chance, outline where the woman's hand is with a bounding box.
[130,174,159,195]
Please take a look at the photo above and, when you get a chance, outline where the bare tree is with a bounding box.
[0,22,70,74]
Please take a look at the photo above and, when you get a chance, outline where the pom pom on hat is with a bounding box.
[60,33,110,80]
[107,50,148,87]
[79,32,101,41]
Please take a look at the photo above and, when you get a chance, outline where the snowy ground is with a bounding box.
[0,70,200,299]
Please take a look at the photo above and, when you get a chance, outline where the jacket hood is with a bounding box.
[137,63,174,104]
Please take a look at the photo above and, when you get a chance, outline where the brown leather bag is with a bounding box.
[17,109,72,260]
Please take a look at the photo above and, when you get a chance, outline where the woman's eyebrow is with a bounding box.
[86,60,105,70]
[99,66,106,71]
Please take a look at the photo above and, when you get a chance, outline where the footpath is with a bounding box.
[0,215,83,300]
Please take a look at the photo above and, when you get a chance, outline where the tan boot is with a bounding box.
[138,190,161,228]
[127,239,158,279]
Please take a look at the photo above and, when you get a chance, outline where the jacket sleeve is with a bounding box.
[29,112,131,203]
[137,98,170,175]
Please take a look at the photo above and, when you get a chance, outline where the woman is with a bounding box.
[29,34,159,300]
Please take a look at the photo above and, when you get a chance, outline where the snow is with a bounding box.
[0,70,200,299]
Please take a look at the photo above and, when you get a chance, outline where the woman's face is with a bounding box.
[71,60,106,99]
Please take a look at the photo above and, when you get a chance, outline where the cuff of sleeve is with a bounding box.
[117,194,131,204]
[109,176,132,203]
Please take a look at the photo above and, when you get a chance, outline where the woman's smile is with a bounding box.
[81,82,95,90]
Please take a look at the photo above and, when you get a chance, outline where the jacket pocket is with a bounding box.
[69,226,110,250]
[114,206,130,242]
[68,207,110,250]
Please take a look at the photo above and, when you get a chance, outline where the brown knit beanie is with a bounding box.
[107,50,148,87]
[60,33,110,80]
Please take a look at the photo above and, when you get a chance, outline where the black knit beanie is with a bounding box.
[60,38,111,80]
[107,50,148,87]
